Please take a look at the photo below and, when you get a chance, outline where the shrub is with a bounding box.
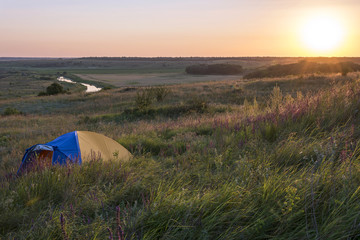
[2,107,22,116]
[37,91,47,96]
[135,88,154,111]
[46,83,66,95]
[134,87,171,110]
[38,82,66,96]
[152,86,170,102]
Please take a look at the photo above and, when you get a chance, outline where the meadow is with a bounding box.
[1,57,360,239]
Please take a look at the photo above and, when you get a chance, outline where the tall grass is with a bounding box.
[2,76,360,239]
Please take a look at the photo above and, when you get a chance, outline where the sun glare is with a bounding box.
[301,13,345,54]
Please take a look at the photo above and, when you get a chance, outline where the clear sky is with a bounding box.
[1,0,359,57]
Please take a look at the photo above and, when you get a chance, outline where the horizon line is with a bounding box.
[1,56,360,59]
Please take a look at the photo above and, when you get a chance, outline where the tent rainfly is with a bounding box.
[17,131,131,174]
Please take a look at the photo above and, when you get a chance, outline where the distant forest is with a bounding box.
[77,57,282,61]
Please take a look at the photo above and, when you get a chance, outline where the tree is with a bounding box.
[46,82,65,95]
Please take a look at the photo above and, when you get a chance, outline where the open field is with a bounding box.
[1,58,360,239]
[0,57,301,71]
[75,73,241,87]
[2,57,359,98]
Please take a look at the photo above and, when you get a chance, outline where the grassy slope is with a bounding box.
[1,62,360,238]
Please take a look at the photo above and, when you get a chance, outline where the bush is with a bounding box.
[152,86,171,102]
[135,88,154,111]
[46,83,66,95]
[2,107,22,116]
[134,87,171,110]
[37,91,47,96]
[186,64,243,75]
[38,82,66,96]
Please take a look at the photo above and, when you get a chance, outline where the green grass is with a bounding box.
[0,70,87,99]
[2,58,360,239]
[68,68,184,74]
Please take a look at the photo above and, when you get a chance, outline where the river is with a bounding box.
[57,76,102,93]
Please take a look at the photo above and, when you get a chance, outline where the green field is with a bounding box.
[1,57,360,239]
[75,73,242,87]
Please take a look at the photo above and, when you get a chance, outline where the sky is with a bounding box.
[0,0,359,57]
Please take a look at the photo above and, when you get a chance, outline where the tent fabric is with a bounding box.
[17,131,131,174]
[77,131,132,163]
[46,131,81,164]
[33,145,53,151]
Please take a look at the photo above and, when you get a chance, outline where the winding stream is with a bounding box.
[57,76,102,93]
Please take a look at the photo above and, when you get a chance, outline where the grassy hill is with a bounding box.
[1,58,360,239]
[244,61,360,79]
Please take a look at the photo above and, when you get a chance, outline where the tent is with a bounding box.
[17,131,131,174]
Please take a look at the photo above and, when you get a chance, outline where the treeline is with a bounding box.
[77,57,283,62]
[244,61,360,79]
[185,64,243,75]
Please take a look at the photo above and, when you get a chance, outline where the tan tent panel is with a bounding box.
[77,131,132,162]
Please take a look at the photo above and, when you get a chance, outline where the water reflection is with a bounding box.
[57,76,102,93]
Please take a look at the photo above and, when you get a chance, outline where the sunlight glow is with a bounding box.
[301,13,345,53]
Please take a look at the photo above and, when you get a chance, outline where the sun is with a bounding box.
[301,13,345,53]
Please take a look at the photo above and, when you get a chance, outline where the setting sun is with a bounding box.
[300,13,345,54]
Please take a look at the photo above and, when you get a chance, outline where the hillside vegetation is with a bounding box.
[185,64,243,75]
[1,59,360,239]
[244,61,360,79]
